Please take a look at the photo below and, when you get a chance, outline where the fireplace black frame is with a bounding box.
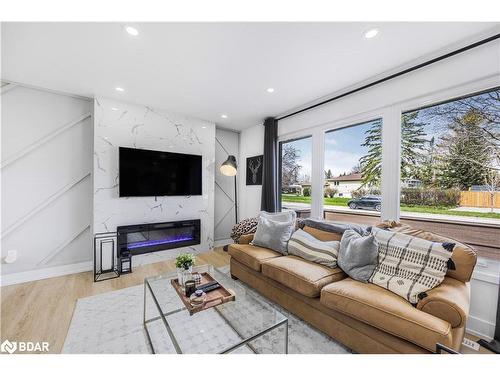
[117,219,201,258]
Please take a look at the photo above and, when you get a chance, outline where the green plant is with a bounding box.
[303,186,311,197]
[400,188,460,207]
[175,253,196,270]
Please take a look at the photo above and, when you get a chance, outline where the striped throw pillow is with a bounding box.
[287,229,340,268]
[369,227,454,304]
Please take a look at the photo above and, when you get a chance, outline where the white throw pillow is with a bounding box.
[287,229,339,268]
[369,227,454,304]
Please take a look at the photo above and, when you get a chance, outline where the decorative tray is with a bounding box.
[171,272,236,315]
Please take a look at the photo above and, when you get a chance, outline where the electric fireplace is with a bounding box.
[117,219,201,258]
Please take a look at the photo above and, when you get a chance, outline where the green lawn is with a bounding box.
[399,205,500,219]
[281,194,350,206]
[281,194,500,220]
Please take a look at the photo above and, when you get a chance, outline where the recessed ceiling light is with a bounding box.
[364,28,379,39]
[125,26,139,36]
[221,114,228,119]
[202,126,207,129]
[266,87,275,93]
[111,107,118,111]
[115,87,125,92]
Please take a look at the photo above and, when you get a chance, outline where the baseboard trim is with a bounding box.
[472,270,500,285]
[214,238,232,247]
[466,315,495,341]
[1,261,93,286]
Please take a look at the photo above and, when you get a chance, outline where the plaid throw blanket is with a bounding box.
[369,227,454,304]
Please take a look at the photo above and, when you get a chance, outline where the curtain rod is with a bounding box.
[276,32,500,121]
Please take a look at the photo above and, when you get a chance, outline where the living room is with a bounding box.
[1,0,500,372]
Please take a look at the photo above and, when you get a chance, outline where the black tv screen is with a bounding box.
[119,147,202,197]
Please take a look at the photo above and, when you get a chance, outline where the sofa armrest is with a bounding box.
[416,277,470,328]
[238,233,254,245]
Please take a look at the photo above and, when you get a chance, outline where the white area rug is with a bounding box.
[63,267,351,354]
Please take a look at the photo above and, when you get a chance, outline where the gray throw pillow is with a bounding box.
[251,216,294,255]
[338,229,378,283]
[260,210,297,223]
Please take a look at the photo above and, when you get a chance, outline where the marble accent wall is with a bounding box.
[93,97,215,264]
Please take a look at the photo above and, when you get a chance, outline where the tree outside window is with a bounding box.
[280,137,312,209]
[398,88,500,223]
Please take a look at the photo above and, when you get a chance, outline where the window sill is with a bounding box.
[399,212,500,229]
[318,208,500,260]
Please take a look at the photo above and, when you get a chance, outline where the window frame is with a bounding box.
[396,83,500,223]
[276,76,499,225]
[322,117,385,217]
[278,135,313,212]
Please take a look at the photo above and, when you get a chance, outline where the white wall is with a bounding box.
[214,128,239,244]
[469,257,500,340]
[238,124,264,220]
[93,97,215,267]
[1,83,93,284]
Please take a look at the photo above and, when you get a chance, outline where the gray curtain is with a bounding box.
[261,117,279,212]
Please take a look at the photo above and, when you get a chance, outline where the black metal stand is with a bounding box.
[223,175,238,253]
[478,272,500,354]
[94,232,119,282]
[435,343,459,354]
[234,175,238,223]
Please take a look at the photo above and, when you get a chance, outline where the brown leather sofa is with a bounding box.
[228,222,477,354]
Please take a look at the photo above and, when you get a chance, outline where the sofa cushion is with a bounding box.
[230,217,258,243]
[320,278,452,352]
[260,210,297,223]
[287,229,339,268]
[303,226,342,241]
[228,244,281,272]
[238,233,254,245]
[262,255,346,297]
[378,222,477,283]
[298,218,371,237]
[251,215,295,255]
[369,227,454,304]
[338,229,378,283]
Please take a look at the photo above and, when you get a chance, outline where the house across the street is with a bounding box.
[326,173,363,198]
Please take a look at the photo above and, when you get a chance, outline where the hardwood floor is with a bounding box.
[1,246,492,354]
[0,247,230,354]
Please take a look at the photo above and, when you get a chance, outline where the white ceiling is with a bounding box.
[2,22,498,130]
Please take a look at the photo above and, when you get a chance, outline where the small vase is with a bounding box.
[177,266,193,290]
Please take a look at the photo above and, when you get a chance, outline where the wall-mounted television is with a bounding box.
[119,147,202,197]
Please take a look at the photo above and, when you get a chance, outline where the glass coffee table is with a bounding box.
[143,264,288,354]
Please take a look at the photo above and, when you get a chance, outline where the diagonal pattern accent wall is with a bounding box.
[214,128,239,242]
[1,83,93,279]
